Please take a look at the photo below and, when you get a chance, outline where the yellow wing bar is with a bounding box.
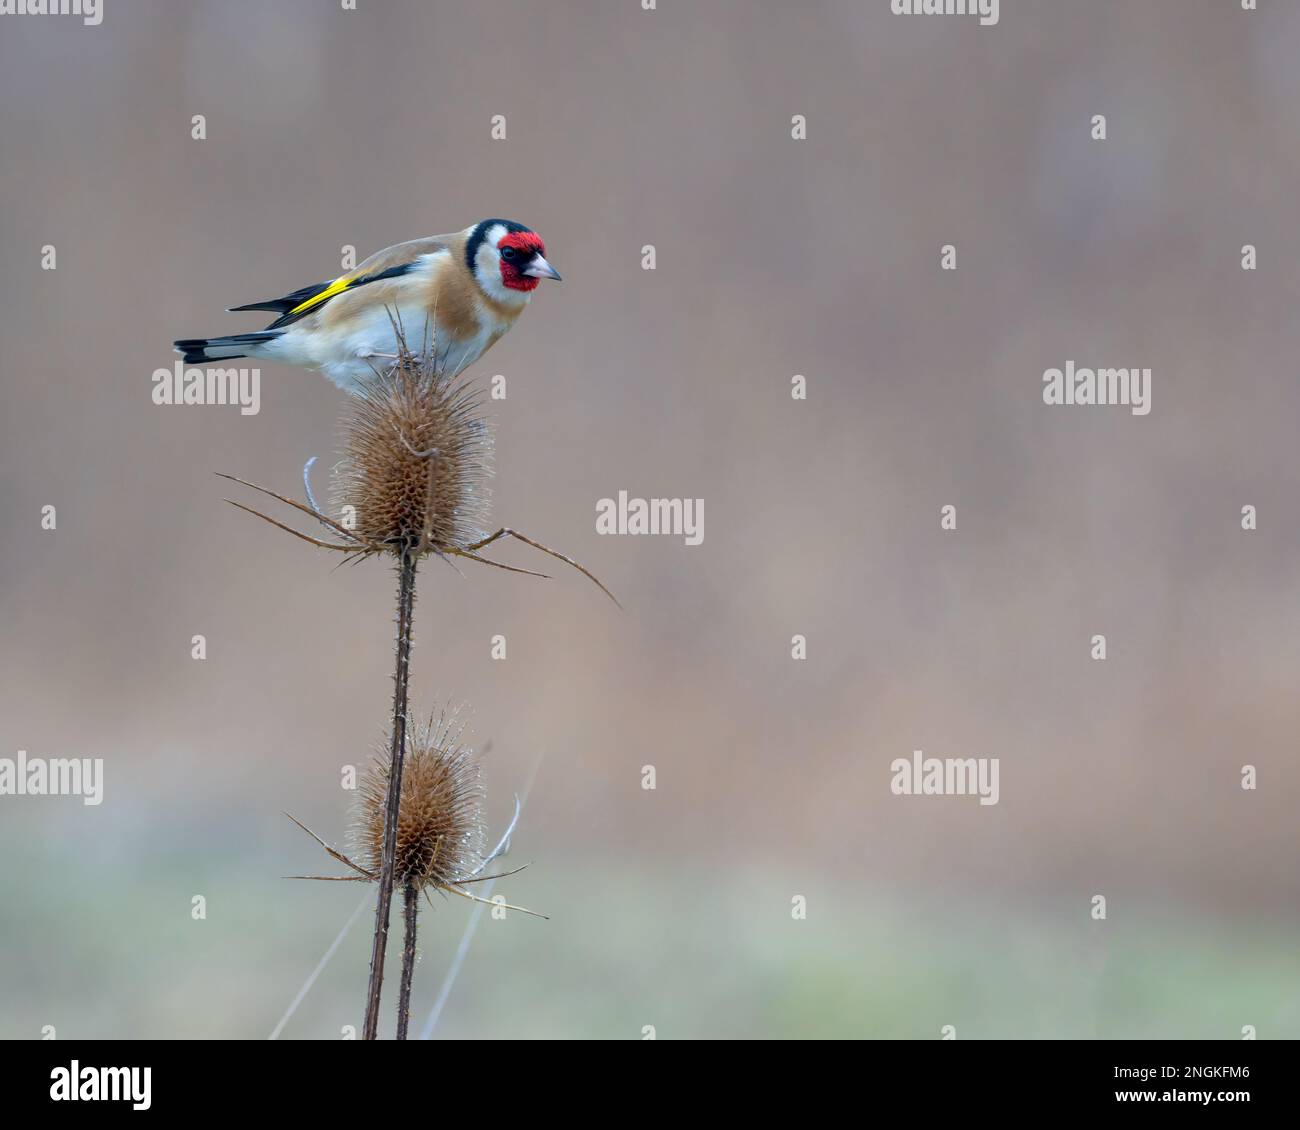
[289,275,356,316]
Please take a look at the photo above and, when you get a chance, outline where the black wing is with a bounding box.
[227,263,417,330]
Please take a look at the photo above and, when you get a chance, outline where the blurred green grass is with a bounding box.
[4,846,1298,1039]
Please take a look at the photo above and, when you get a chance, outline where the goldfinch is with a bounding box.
[174,219,561,392]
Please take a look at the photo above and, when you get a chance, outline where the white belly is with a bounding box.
[269,304,503,393]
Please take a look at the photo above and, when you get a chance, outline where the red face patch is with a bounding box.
[497,231,546,292]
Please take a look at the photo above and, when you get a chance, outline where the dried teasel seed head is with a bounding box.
[353,712,486,890]
[331,350,491,554]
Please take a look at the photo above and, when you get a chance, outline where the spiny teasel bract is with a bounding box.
[217,340,619,602]
[331,352,492,555]
[353,711,486,891]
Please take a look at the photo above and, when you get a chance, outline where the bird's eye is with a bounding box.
[500,246,517,260]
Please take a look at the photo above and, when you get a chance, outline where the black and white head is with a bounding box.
[465,219,561,305]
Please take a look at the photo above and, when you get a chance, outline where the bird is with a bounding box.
[174,219,561,392]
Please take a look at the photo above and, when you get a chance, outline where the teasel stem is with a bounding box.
[362,547,419,1040]
[395,880,419,1040]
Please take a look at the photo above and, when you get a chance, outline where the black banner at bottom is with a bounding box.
[2,1038,1284,1115]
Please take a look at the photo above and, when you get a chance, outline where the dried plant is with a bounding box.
[216,345,620,602]
[330,361,491,553]
[287,710,543,1039]
[222,338,591,1038]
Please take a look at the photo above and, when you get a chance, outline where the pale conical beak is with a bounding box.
[523,255,562,281]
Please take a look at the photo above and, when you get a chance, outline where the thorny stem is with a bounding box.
[396,881,419,1040]
[362,548,419,1040]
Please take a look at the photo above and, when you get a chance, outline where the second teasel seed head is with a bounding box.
[353,712,486,890]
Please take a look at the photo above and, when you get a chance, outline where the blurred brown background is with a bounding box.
[2,0,1298,1038]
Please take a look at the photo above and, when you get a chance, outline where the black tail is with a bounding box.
[173,331,281,365]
